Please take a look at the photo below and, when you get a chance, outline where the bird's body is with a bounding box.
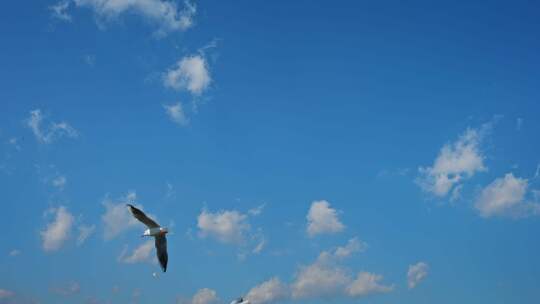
[143,227,168,237]
[230,297,249,304]
[126,204,169,272]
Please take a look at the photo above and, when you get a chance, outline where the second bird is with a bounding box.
[127,204,169,272]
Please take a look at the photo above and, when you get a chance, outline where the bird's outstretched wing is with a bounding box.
[155,235,168,272]
[127,204,160,228]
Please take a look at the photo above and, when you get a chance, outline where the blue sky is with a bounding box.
[1,0,540,303]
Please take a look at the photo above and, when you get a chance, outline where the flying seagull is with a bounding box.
[230,297,250,304]
[127,204,168,272]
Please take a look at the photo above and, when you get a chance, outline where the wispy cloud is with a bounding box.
[7,137,21,151]
[50,281,80,296]
[50,0,72,21]
[40,206,75,252]
[52,175,67,190]
[248,204,265,216]
[26,109,78,144]
[417,125,489,197]
[83,54,96,66]
[8,249,20,257]
[0,289,14,299]
[333,237,367,258]
[252,237,266,254]
[62,0,196,36]
[101,191,142,240]
[407,262,429,289]
[35,164,68,191]
[118,240,155,264]
[77,224,96,246]
[165,182,176,199]
[164,102,189,126]
[516,117,523,131]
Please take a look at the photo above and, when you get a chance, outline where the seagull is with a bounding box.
[127,204,168,272]
[230,297,249,304]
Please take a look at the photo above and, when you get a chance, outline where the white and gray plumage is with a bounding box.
[127,204,168,272]
[230,297,249,304]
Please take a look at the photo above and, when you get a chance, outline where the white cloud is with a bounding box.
[306,200,345,237]
[407,262,429,289]
[41,206,75,252]
[291,236,390,300]
[164,55,211,95]
[0,289,14,299]
[50,0,72,21]
[188,288,219,304]
[449,184,463,202]
[177,0,196,30]
[290,237,367,299]
[50,281,81,296]
[85,296,101,304]
[516,118,523,130]
[70,0,196,36]
[377,168,410,178]
[165,182,176,199]
[316,237,366,265]
[346,272,393,297]
[8,137,21,150]
[197,209,250,244]
[418,127,487,197]
[164,102,189,125]
[474,173,540,218]
[248,204,265,216]
[83,54,96,66]
[77,224,96,246]
[26,109,78,144]
[101,191,141,239]
[246,239,390,302]
[291,253,350,299]
[252,237,266,254]
[52,175,67,190]
[246,277,289,304]
[118,240,155,264]
[334,237,367,258]
[132,289,142,301]
[9,249,20,257]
